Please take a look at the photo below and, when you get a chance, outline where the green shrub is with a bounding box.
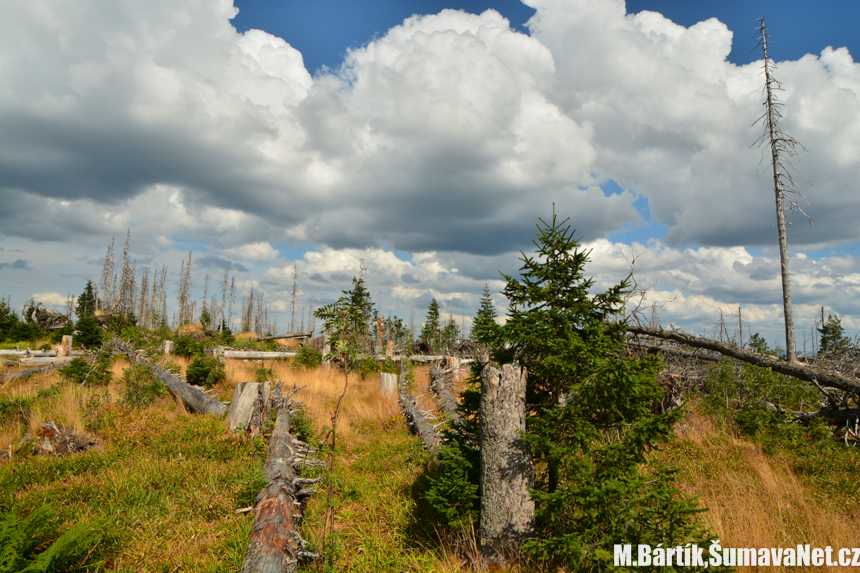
[293,345,322,370]
[289,403,319,447]
[357,355,381,378]
[59,351,113,386]
[254,364,273,383]
[74,314,103,348]
[121,363,165,408]
[185,356,226,388]
[173,335,204,357]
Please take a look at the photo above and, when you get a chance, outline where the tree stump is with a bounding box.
[226,382,270,436]
[479,363,534,567]
[380,373,397,397]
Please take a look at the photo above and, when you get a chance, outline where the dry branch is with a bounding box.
[251,332,312,342]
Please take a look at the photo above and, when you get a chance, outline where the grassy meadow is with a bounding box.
[1,347,859,572]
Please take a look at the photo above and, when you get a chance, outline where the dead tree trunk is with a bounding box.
[0,365,60,384]
[628,327,860,395]
[479,363,533,566]
[430,356,463,425]
[226,382,270,436]
[398,361,439,450]
[241,385,320,573]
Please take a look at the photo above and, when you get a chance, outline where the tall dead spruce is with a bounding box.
[753,18,814,363]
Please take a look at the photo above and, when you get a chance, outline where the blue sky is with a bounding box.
[1,0,859,346]
[230,0,860,71]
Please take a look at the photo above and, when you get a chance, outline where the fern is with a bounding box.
[0,505,101,573]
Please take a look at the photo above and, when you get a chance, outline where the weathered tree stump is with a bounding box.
[479,363,534,567]
[226,382,271,436]
[380,373,397,397]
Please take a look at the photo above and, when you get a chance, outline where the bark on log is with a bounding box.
[111,340,227,416]
[479,363,533,567]
[0,365,59,384]
[241,385,317,573]
[430,357,463,425]
[629,326,860,396]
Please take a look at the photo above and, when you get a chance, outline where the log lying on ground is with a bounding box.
[629,326,860,396]
[0,364,60,384]
[111,339,227,416]
[250,332,312,342]
[479,363,533,567]
[241,385,320,573]
[430,357,463,425]
[222,351,298,360]
[19,356,74,367]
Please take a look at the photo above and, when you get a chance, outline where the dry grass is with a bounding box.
[659,406,860,572]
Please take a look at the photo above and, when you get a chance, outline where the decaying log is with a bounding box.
[0,364,59,385]
[479,363,533,567]
[226,382,271,436]
[629,326,860,396]
[223,351,297,360]
[111,339,227,416]
[241,384,319,573]
[399,391,439,450]
[20,357,74,367]
[251,332,312,342]
[430,357,463,425]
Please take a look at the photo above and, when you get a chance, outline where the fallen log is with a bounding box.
[430,357,463,425]
[241,384,319,573]
[223,351,297,360]
[111,339,227,416]
[251,332,312,342]
[0,364,59,384]
[20,356,74,367]
[629,326,860,396]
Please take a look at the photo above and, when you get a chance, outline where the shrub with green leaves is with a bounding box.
[121,363,165,408]
[292,345,322,370]
[185,356,226,388]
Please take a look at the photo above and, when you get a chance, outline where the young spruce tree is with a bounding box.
[420,298,441,351]
[472,285,499,346]
[426,209,712,570]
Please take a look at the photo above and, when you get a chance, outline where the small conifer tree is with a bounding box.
[472,285,499,345]
[819,314,851,354]
[420,299,441,351]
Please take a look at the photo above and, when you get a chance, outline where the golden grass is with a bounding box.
[661,406,860,572]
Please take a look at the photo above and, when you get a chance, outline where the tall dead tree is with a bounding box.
[479,363,533,566]
[753,18,814,363]
[290,264,298,333]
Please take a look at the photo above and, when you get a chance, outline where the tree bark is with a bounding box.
[399,391,439,450]
[479,363,534,566]
[240,385,319,573]
[222,351,297,360]
[430,357,463,425]
[628,326,860,395]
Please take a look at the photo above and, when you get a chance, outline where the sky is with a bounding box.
[1,0,859,349]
